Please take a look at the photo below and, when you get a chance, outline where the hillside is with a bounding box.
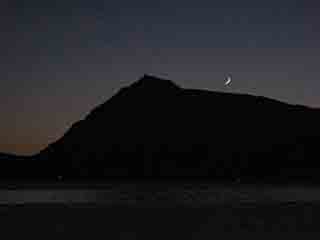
[30,74,320,182]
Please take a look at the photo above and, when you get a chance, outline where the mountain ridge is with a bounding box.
[1,74,320,182]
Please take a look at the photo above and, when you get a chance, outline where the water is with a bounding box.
[1,183,320,237]
[0,183,320,206]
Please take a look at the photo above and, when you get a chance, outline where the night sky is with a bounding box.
[1,0,319,155]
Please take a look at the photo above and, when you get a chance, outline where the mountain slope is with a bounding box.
[34,74,320,182]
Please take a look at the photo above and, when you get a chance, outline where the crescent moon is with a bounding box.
[225,76,232,85]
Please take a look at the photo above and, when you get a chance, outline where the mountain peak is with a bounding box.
[130,74,180,90]
[84,75,181,120]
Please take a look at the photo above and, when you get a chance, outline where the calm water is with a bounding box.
[1,184,320,237]
[0,183,320,205]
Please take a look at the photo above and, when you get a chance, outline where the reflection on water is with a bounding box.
[0,183,320,205]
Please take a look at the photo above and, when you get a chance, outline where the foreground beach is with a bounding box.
[1,183,320,237]
[1,202,320,238]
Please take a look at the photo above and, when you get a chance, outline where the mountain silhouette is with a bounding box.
[0,153,25,161]
[2,75,320,182]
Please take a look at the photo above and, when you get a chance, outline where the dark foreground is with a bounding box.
[1,203,320,239]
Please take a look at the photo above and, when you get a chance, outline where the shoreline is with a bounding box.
[0,183,319,205]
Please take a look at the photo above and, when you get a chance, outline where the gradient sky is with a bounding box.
[1,0,320,155]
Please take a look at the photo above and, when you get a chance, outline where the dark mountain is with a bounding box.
[26,74,319,183]
[0,153,19,161]
[0,153,35,161]
[0,153,48,180]
[1,75,320,182]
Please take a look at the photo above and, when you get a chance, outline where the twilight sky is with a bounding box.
[1,0,320,155]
